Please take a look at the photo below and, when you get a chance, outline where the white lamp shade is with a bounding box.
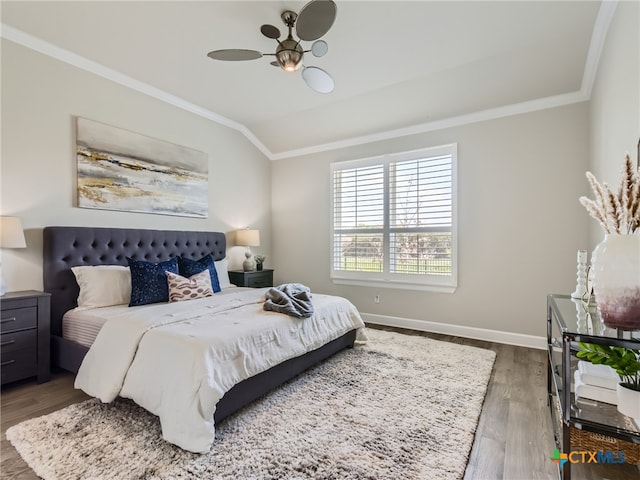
[0,216,26,249]
[236,229,260,247]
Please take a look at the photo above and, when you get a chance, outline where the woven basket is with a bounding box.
[570,428,640,465]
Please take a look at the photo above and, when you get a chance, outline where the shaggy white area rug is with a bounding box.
[7,329,496,480]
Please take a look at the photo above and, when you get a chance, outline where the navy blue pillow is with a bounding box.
[178,255,221,293]
[127,257,179,306]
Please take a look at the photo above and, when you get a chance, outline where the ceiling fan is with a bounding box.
[207,0,337,94]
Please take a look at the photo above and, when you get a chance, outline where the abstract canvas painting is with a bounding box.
[76,117,208,218]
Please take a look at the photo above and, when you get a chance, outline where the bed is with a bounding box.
[43,226,364,452]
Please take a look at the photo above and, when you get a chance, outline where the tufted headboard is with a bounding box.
[43,226,227,336]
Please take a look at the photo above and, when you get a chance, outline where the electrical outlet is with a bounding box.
[374,295,380,303]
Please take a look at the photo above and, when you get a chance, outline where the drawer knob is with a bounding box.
[0,317,16,324]
[0,339,16,347]
[0,359,16,367]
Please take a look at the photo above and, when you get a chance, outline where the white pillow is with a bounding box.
[214,259,232,289]
[71,265,131,310]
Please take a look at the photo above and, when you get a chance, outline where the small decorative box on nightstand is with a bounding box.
[1,290,51,385]
[228,269,274,288]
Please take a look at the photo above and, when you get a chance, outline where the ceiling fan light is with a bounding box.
[276,40,304,72]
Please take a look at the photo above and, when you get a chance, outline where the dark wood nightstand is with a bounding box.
[1,290,51,385]
[228,269,274,288]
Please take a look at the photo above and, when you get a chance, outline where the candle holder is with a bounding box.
[571,249,588,299]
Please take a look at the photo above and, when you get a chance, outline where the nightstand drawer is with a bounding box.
[1,306,37,333]
[1,328,37,353]
[248,274,272,288]
[0,330,37,384]
[229,269,274,288]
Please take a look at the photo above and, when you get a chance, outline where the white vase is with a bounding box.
[616,383,640,420]
[591,233,640,331]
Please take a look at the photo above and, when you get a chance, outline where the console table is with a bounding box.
[547,294,640,479]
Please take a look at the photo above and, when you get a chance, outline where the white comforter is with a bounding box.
[75,287,366,453]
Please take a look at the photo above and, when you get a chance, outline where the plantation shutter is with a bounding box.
[332,164,384,272]
[330,144,457,292]
[389,154,453,275]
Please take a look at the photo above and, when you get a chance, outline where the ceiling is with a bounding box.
[1,1,606,159]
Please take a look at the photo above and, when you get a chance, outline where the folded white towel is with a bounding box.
[577,360,619,390]
[574,370,618,405]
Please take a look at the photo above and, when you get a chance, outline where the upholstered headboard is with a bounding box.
[43,226,227,336]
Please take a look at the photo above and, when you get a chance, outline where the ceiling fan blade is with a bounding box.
[261,24,281,39]
[302,66,334,94]
[269,61,279,67]
[311,40,328,58]
[207,49,263,61]
[296,0,337,41]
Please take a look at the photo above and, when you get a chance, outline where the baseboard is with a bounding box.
[361,313,546,350]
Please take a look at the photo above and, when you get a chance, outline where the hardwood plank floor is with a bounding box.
[1,372,89,480]
[1,326,639,479]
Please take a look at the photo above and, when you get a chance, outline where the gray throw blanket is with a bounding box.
[263,283,314,318]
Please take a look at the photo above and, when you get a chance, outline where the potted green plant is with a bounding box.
[253,254,266,271]
[577,342,640,419]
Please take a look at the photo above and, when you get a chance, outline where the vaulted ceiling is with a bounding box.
[1,1,607,159]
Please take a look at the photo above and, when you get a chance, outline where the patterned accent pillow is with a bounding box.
[127,257,179,306]
[178,255,221,293]
[166,270,214,303]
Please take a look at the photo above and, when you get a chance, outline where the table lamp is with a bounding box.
[0,216,27,295]
[236,229,260,272]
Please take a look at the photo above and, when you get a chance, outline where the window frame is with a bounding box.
[330,143,458,293]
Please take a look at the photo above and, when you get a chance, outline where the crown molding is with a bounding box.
[0,23,273,159]
[271,1,617,160]
[1,1,617,161]
[269,90,590,160]
[581,0,618,98]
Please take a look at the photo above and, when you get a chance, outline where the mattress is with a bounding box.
[63,307,118,347]
[63,286,242,348]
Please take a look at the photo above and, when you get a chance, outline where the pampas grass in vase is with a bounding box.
[579,154,640,330]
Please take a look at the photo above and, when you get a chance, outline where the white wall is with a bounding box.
[272,103,590,342]
[0,40,272,292]
[271,1,640,345]
[588,0,640,250]
[2,0,636,346]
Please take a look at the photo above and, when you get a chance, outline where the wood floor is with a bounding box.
[1,325,639,480]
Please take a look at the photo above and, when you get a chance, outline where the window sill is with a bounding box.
[331,276,457,293]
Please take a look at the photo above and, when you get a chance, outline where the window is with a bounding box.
[330,144,457,292]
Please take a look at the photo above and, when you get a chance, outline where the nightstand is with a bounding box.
[1,290,51,385]
[228,269,274,288]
